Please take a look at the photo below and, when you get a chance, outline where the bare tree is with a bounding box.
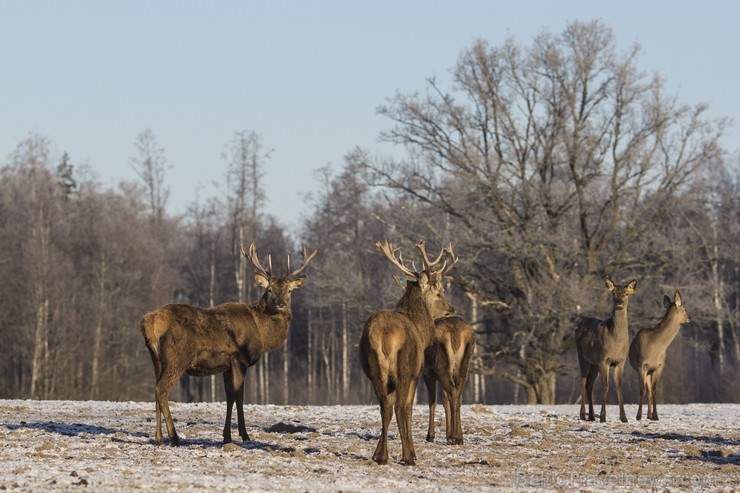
[368,20,728,403]
[130,129,169,224]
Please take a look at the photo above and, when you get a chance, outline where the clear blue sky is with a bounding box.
[2,1,738,231]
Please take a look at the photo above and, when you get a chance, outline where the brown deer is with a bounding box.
[423,315,476,445]
[629,290,691,421]
[359,240,457,465]
[575,276,637,423]
[140,242,317,446]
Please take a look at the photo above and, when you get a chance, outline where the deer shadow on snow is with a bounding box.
[626,430,740,466]
[2,420,149,441]
[164,420,321,454]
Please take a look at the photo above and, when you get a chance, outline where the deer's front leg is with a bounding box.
[615,361,627,423]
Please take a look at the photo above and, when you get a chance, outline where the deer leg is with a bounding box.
[644,371,654,421]
[585,365,598,421]
[367,348,394,465]
[423,373,437,443]
[615,361,627,423]
[452,344,473,444]
[231,364,249,441]
[395,375,418,466]
[222,370,236,443]
[446,387,463,445]
[441,389,453,443]
[577,347,589,420]
[635,366,648,420]
[650,365,664,421]
[154,369,182,446]
[598,363,610,423]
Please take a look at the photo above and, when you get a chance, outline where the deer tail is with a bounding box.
[140,312,161,358]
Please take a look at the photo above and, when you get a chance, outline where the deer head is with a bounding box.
[376,239,457,319]
[605,276,637,311]
[242,242,318,314]
[663,290,691,325]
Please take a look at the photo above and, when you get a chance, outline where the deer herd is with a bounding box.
[140,239,692,465]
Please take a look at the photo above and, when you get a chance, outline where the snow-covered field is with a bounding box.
[0,399,737,492]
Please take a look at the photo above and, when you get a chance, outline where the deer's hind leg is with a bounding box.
[649,365,665,421]
[395,374,419,466]
[154,366,184,446]
[598,362,610,422]
[424,373,437,443]
[585,365,599,421]
[635,365,648,421]
[367,350,394,465]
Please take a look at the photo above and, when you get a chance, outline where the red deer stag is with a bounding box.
[359,240,457,465]
[575,276,637,423]
[423,315,476,445]
[140,242,317,446]
[629,290,691,421]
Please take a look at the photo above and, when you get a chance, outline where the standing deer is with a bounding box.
[629,290,691,421]
[423,315,476,445]
[575,276,637,423]
[359,240,457,465]
[140,242,317,446]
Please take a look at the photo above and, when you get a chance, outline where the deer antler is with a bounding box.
[376,240,417,278]
[241,242,271,277]
[415,239,445,271]
[441,243,459,275]
[287,245,318,278]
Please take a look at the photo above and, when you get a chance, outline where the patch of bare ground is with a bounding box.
[0,400,737,491]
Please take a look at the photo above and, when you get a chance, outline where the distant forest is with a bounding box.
[1,20,738,406]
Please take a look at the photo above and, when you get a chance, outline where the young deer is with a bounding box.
[140,242,316,445]
[629,290,691,421]
[423,315,476,445]
[575,276,637,423]
[359,240,456,465]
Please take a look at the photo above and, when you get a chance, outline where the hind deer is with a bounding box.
[423,315,476,445]
[629,290,691,421]
[575,276,637,423]
[140,242,317,445]
[359,239,457,465]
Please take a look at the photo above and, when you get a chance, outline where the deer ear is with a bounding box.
[254,272,270,288]
[626,280,637,295]
[674,290,682,306]
[290,276,306,289]
[605,276,615,291]
[392,275,406,289]
[663,295,672,308]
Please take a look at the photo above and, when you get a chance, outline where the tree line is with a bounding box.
[1,20,737,405]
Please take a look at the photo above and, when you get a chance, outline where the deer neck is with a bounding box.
[610,305,630,337]
[396,285,436,346]
[650,309,682,348]
[254,299,293,352]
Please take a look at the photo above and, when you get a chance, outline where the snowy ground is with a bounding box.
[0,400,737,492]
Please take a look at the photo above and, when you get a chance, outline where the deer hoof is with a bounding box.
[372,454,388,465]
[447,437,463,445]
[425,434,434,443]
[400,457,416,466]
